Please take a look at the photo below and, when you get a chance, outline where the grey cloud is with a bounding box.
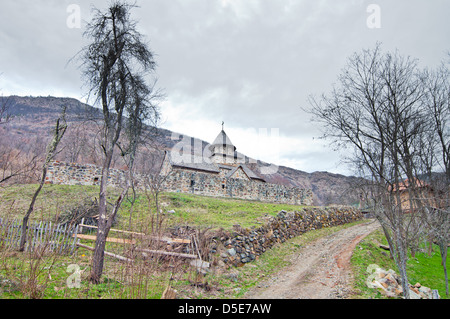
[1,0,449,174]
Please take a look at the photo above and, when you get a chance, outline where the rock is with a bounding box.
[277,210,287,218]
[432,289,440,299]
[384,273,398,286]
[216,259,226,269]
[225,269,239,282]
[227,248,236,256]
[241,257,251,263]
[409,288,422,299]
[376,268,387,278]
[411,287,420,294]
[418,286,431,296]
[366,267,439,299]
[379,278,390,289]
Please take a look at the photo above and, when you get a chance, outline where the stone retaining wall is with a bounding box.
[214,206,363,267]
[45,161,128,188]
[163,170,313,206]
[46,161,313,206]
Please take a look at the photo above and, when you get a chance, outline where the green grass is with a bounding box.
[160,192,311,230]
[0,250,174,299]
[351,229,449,299]
[2,184,447,299]
[0,184,102,222]
[0,184,310,231]
[407,247,448,298]
[0,183,312,299]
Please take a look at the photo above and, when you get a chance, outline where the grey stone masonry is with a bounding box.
[46,160,313,206]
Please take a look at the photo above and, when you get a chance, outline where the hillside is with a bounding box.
[0,95,361,205]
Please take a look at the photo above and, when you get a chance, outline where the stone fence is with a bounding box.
[46,161,127,188]
[163,170,313,206]
[46,161,313,206]
[212,206,363,267]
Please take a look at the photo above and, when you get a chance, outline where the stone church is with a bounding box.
[160,128,313,205]
[45,127,313,205]
[162,128,265,183]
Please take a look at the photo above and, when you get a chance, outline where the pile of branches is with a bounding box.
[56,198,118,230]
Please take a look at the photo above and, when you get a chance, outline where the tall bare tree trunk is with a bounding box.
[19,113,66,252]
[19,169,46,251]
[78,2,160,284]
[90,149,130,283]
[90,150,113,283]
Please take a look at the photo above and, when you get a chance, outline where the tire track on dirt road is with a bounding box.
[244,220,380,299]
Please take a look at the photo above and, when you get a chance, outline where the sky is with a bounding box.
[0,0,449,175]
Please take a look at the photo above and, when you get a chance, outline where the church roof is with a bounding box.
[166,152,220,174]
[164,151,265,182]
[209,130,236,151]
[226,164,266,182]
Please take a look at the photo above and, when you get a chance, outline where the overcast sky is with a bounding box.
[1,0,449,175]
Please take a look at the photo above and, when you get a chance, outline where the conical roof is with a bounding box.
[209,129,236,151]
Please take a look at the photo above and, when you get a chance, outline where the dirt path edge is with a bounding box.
[244,220,380,299]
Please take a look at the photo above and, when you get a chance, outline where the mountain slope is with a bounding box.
[0,95,361,205]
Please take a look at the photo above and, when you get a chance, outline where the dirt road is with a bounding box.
[244,220,380,299]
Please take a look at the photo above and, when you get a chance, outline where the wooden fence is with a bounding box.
[0,218,208,268]
[0,218,79,254]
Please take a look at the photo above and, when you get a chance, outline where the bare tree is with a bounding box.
[77,1,160,283]
[140,149,174,233]
[418,64,450,296]
[19,108,67,251]
[58,122,91,163]
[307,44,433,298]
[0,137,39,185]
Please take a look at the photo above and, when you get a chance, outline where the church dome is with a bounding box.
[209,129,236,152]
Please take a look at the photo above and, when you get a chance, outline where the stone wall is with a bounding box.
[213,206,363,267]
[162,169,313,206]
[46,161,313,206]
[46,161,126,188]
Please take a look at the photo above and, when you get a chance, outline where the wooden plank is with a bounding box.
[76,242,133,262]
[146,235,191,244]
[70,223,79,255]
[73,233,136,244]
[61,223,71,253]
[78,224,191,244]
[57,223,66,253]
[135,247,198,259]
[78,224,145,236]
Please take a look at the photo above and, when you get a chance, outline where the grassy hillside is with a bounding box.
[0,183,311,299]
[0,184,310,231]
[1,184,446,299]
